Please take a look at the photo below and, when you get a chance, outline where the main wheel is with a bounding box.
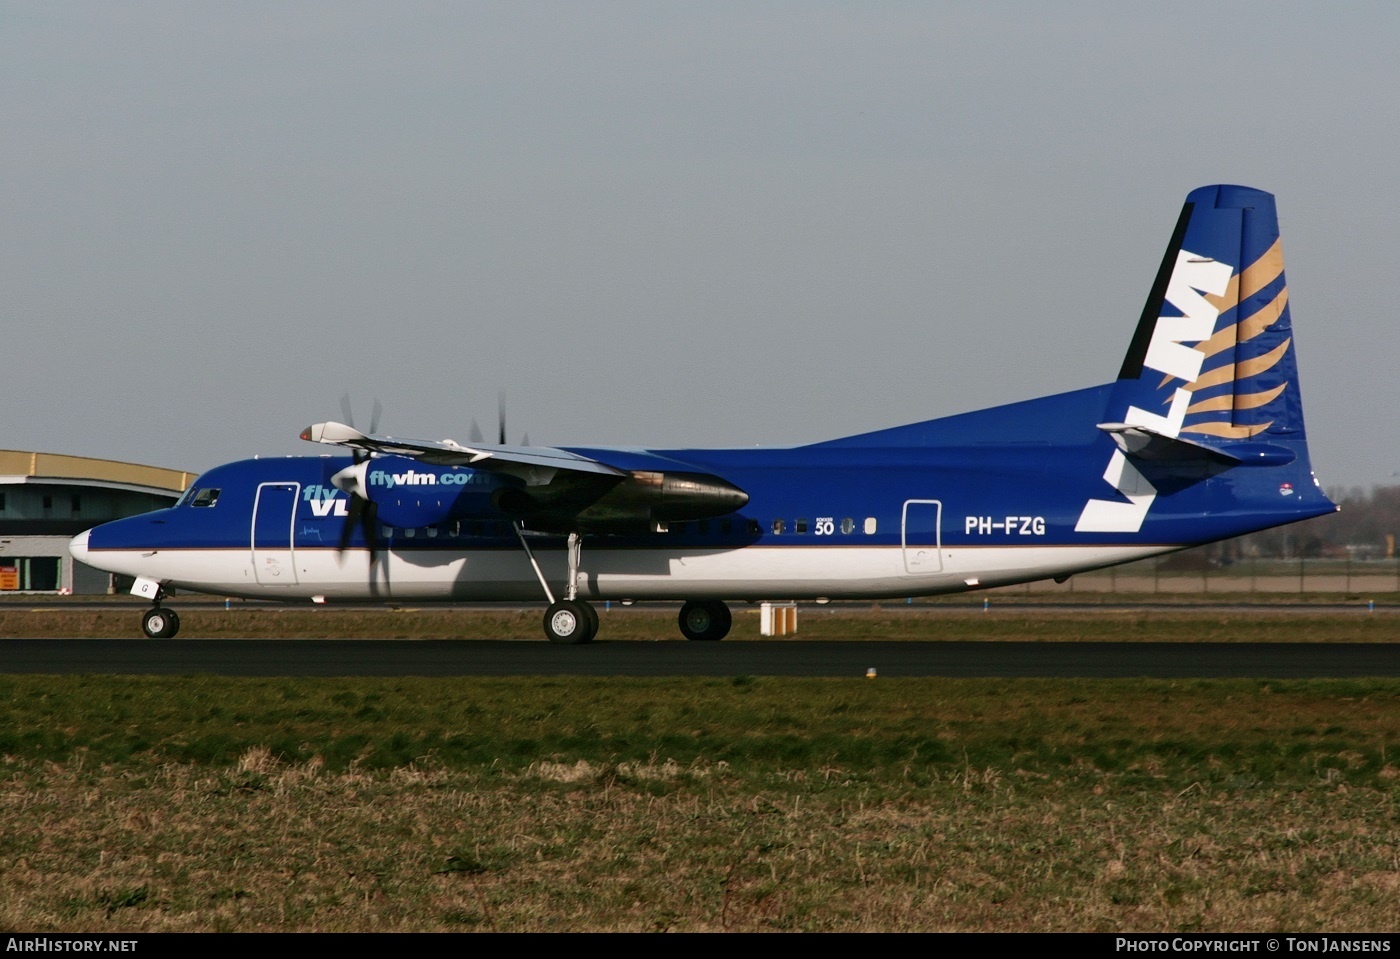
[580,599,599,639]
[141,607,180,639]
[544,600,596,645]
[678,600,731,641]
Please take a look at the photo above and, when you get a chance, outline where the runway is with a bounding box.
[2,638,1395,678]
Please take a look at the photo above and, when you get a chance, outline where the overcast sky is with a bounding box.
[4,2,1395,490]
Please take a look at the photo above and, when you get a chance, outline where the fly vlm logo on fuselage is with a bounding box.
[301,468,492,518]
[367,468,489,489]
[302,484,349,517]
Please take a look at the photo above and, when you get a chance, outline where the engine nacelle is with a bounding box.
[332,457,748,533]
[493,470,749,532]
[333,457,510,529]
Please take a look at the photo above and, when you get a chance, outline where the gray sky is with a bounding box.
[4,2,1396,490]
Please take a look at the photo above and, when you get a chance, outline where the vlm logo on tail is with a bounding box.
[1077,185,1308,534]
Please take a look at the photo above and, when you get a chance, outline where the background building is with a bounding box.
[0,450,193,594]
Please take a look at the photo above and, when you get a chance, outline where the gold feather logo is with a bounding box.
[1156,239,1292,440]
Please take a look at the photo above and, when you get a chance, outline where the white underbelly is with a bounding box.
[92,543,1169,602]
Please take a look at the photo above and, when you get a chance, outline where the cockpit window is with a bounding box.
[191,488,221,508]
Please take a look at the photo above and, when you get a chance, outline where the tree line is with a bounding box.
[1223,485,1400,561]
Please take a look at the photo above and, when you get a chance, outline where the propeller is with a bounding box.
[468,392,528,447]
[341,394,382,437]
[331,395,384,576]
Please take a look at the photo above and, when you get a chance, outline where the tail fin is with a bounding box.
[1076,186,1334,536]
[1106,185,1308,461]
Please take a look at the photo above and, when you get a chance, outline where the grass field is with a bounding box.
[3,601,1400,642]
[1,604,1396,931]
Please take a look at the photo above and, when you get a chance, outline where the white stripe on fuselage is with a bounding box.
[82,543,1171,602]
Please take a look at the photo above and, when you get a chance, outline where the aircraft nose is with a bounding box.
[68,529,91,564]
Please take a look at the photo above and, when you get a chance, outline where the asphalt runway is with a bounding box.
[2,638,1395,678]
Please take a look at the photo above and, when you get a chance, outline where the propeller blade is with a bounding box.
[361,500,380,571]
[335,489,383,577]
[336,395,384,457]
[498,392,507,446]
[337,494,362,560]
[468,419,484,444]
[329,397,383,585]
[336,395,371,466]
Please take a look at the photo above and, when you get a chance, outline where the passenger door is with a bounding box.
[901,499,944,574]
[252,482,300,586]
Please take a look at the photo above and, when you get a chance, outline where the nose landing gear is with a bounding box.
[141,602,180,639]
[132,578,180,638]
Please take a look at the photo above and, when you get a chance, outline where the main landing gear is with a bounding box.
[543,598,597,644]
[512,525,731,643]
[515,526,598,645]
[678,599,732,641]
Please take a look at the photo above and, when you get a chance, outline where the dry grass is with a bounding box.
[1,751,1395,932]
[0,676,1395,931]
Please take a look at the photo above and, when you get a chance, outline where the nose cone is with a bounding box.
[69,528,91,564]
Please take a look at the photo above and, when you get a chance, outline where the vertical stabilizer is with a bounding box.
[1110,185,1308,449]
[1078,186,1329,535]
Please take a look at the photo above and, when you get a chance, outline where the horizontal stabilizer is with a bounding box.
[1096,423,1241,464]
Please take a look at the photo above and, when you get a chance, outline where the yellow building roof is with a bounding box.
[0,450,194,495]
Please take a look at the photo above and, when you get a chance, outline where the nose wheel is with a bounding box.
[141,605,181,639]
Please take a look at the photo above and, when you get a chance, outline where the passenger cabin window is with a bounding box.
[191,488,221,508]
[795,518,808,534]
[841,517,855,534]
[771,519,785,535]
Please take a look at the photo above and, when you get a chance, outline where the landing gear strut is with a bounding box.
[516,525,596,644]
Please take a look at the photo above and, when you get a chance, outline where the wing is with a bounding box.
[300,421,626,486]
[299,421,747,532]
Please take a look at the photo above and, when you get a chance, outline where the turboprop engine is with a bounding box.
[332,456,748,533]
